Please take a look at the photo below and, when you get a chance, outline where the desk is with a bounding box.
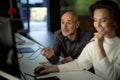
[0,70,20,80]
[15,33,49,80]
[16,34,103,80]
[38,71,103,80]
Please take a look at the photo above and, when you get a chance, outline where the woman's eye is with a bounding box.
[93,19,97,22]
[100,19,106,22]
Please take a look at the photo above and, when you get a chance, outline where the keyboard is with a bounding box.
[17,47,34,53]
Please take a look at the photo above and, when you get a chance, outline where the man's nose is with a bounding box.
[63,23,67,28]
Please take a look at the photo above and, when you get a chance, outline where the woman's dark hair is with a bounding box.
[89,0,120,37]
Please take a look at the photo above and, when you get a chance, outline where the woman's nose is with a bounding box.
[96,22,101,28]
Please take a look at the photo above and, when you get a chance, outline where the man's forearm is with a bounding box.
[47,55,59,64]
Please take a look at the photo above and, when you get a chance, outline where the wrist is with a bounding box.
[50,66,59,72]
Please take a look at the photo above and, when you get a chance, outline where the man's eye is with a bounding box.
[67,22,72,24]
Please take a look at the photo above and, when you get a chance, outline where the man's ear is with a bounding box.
[76,23,80,28]
[76,26,79,29]
[76,21,80,28]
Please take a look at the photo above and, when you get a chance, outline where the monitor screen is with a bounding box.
[0,16,21,79]
[20,0,43,4]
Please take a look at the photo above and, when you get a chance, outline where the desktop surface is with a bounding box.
[16,33,103,80]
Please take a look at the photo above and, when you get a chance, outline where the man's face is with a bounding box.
[61,12,79,37]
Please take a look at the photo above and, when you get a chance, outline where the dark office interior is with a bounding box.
[3,0,120,44]
[0,0,97,47]
[0,0,120,79]
[1,0,120,33]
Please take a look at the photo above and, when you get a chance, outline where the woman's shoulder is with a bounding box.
[84,40,95,49]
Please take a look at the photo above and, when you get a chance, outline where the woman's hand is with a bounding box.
[93,32,106,59]
[93,32,104,47]
[34,65,59,74]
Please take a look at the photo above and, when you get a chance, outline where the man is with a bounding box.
[41,11,93,64]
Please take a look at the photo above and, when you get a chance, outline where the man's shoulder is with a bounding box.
[54,29,63,36]
[79,29,93,36]
[77,29,93,40]
[55,29,61,34]
[54,30,65,41]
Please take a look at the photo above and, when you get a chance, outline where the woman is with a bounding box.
[34,1,120,80]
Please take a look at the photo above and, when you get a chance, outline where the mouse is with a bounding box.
[34,67,49,76]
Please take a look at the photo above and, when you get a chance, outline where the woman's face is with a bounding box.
[93,8,116,37]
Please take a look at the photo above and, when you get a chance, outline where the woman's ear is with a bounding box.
[113,22,118,30]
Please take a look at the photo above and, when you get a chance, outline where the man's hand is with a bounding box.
[41,46,54,58]
[62,56,73,64]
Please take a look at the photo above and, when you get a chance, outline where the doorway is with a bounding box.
[30,7,47,31]
[17,0,48,32]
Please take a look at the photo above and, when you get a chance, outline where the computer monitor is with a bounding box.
[0,16,21,79]
[20,0,44,4]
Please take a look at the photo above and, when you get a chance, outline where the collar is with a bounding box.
[64,29,80,42]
